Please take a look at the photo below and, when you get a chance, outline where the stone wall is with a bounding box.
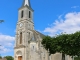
[0,58,7,60]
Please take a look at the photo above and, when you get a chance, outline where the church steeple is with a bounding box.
[22,0,31,7]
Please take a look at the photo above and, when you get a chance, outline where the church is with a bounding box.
[14,0,72,60]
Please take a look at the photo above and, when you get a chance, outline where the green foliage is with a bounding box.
[54,34,70,60]
[0,56,2,59]
[4,56,14,60]
[55,34,70,53]
[74,57,80,60]
[41,36,56,54]
[41,31,80,60]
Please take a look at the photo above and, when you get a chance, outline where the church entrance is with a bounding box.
[18,56,22,60]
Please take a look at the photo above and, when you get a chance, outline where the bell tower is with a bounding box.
[14,0,34,60]
[18,0,34,30]
[15,0,34,47]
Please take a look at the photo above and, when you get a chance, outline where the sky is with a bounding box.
[0,0,80,57]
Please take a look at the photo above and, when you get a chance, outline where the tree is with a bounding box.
[67,31,80,57]
[41,36,57,55]
[41,32,80,60]
[4,56,14,60]
[53,34,70,60]
[0,56,2,59]
[41,33,72,60]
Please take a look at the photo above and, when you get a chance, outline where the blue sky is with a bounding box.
[0,0,80,57]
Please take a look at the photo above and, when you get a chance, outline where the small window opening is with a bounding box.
[29,32,30,36]
[33,46,34,49]
[21,10,24,18]
[20,32,22,44]
[29,11,31,18]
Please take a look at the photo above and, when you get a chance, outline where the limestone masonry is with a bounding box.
[14,0,72,60]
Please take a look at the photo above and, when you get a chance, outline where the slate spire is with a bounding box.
[22,0,31,7]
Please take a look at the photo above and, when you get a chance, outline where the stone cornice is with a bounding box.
[18,19,34,24]
[19,5,34,12]
[14,45,26,49]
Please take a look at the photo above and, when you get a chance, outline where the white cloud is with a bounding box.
[44,12,80,36]
[0,34,15,53]
[0,46,12,53]
[71,6,79,8]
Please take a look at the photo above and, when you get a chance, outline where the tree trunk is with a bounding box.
[62,53,65,60]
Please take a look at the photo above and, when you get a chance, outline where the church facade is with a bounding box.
[14,0,72,60]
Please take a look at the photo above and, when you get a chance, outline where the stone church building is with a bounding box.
[14,0,72,60]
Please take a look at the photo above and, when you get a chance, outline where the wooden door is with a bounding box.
[18,56,22,60]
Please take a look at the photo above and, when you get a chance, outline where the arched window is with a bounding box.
[28,32,30,38]
[33,46,34,50]
[29,11,31,18]
[20,32,22,44]
[21,10,24,18]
